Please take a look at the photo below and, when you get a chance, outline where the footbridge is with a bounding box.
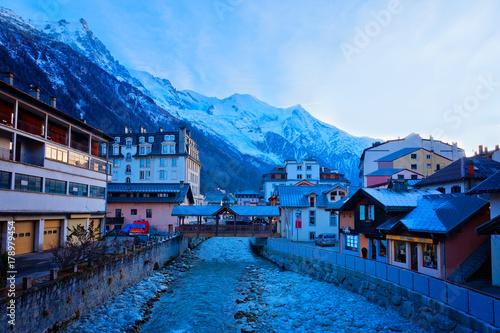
[172,205,279,237]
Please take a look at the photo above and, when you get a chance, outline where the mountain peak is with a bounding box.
[79,18,91,32]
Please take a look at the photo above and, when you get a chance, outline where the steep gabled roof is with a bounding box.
[375,148,421,162]
[108,183,193,203]
[377,194,488,237]
[468,170,500,194]
[276,185,334,207]
[416,157,500,187]
[365,168,406,176]
[476,215,500,235]
[341,188,441,212]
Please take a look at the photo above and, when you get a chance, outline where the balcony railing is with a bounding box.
[70,140,89,153]
[17,119,44,137]
[47,132,67,145]
[106,217,124,225]
[0,147,12,161]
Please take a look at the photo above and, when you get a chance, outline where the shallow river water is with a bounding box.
[140,238,425,333]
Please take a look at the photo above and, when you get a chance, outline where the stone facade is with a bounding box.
[262,246,499,333]
[0,236,192,332]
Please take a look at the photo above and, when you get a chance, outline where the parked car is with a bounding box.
[129,220,150,234]
[119,224,135,235]
[315,233,336,247]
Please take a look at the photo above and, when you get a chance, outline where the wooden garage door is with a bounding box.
[43,220,61,250]
[14,221,35,254]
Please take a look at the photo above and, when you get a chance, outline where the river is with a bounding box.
[140,238,425,333]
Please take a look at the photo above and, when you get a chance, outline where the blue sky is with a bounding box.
[4,0,500,154]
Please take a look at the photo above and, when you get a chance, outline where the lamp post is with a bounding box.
[295,209,302,243]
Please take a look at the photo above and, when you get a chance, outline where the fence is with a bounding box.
[267,239,500,328]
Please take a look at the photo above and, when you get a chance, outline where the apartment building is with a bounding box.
[0,73,112,254]
[107,126,203,204]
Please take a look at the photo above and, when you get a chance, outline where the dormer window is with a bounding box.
[114,137,120,143]
[164,135,174,141]
[139,136,145,143]
[140,147,145,155]
[146,146,151,154]
[126,139,132,148]
[113,146,119,155]
[309,196,315,207]
[148,136,154,143]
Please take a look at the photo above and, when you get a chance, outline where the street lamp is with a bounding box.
[295,209,302,243]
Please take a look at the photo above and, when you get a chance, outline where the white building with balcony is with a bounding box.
[107,126,203,205]
[0,73,112,254]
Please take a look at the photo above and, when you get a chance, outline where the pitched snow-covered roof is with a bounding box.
[377,194,488,237]
[365,169,405,176]
[276,185,335,208]
[375,148,421,162]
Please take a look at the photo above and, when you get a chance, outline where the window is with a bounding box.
[126,140,132,148]
[426,163,431,169]
[436,164,441,171]
[423,244,438,269]
[45,179,66,194]
[297,174,302,179]
[330,212,337,226]
[160,158,166,166]
[367,205,375,220]
[146,146,151,154]
[297,166,302,170]
[309,232,315,240]
[101,143,107,155]
[170,145,175,153]
[345,235,358,251]
[140,171,150,180]
[0,171,12,189]
[398,174,404,179]
[159,170,165,179]
[114,137,120,143]
[139,137,145,143]
[410,153,417,160]
[411,175,418,180]
[164,135,174,141]
[126,177,131,183]
[115,209,121,217]
[171,170,177,180]
[427,154,432,160]
[394,241,406,263]
[411,164,417,170]
[46,145,68,163]
[113,159,120,168]
[172,158,177,167]
[379,240,387,257]
[146,209,152,218]
[69,151,89,168]
[126,153,131,161]
[15,174,42,192]
[69,182,88,196]
[437,187,445,194]
[140,146,145,155]
[306,174,312,179]
[309,196,315,207]
[140,159,145,167]
[126,165,131,174]
[145,171,150,179]
[330,192,336,201]
[89,186,105,198]
[309,210,315,225]
[146,159,151,167]
[148,136,154,143]
[131,209,137,215]
[306,165,311,170]
[113,146,119,155]
[451,186,461,193]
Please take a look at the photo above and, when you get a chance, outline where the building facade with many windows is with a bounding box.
[0,74,112,254]
[107,126,202,204]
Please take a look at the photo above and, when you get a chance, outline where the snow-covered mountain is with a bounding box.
[0,6,376,186]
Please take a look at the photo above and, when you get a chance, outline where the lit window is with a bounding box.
[394,241,406,263]
[423,244,438,269]
[345,235,358,251]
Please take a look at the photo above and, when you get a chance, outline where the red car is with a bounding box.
[129,220,149,234]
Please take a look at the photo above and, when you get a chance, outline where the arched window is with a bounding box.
[126,153,131,161]
[126,177,131,183]
[126,165,131,174]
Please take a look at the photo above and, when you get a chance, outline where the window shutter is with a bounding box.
[359,205,365,220]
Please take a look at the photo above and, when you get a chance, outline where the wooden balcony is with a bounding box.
[177,223,273,238]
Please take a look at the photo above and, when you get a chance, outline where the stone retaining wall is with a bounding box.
[1,236,191,333]
[262,245,499,333]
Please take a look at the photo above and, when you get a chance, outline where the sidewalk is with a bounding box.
[13,251,57,284]
[271,237,340,253]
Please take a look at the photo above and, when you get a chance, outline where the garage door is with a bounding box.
[14,221,35,254]
[67,218,87,233]
[89,218,102,239]
[43,220,61,250]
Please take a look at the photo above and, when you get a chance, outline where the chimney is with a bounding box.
[124,126,128,134]
[29,86,40,99]
[485,146,489,153]
[49,96,57,108]
[452,142,458,161]
[430,136,435,152]
[479,145,483,154]
[496,145,499,151]
[159,126,163,132]
[180,181,184,188]
[81,119,87,124]
[3,72,14,85]
[140,126,146,133]
[467,160,475,177]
